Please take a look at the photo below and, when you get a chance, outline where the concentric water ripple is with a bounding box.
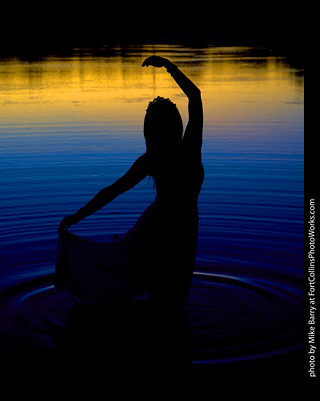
[188,272,303,363]
[0,269,303,364]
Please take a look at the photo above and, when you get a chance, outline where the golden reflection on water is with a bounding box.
[0,46,304,133]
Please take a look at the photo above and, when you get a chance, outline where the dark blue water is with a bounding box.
[0,45,304,370]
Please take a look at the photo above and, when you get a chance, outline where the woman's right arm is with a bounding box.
[58,155,148,232]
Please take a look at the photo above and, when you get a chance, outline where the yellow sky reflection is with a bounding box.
[0,49,303,133]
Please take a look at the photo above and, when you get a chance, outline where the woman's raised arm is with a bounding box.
[142,56,203,151]
[142,56,200,98]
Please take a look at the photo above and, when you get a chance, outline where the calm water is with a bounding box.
[0,45,304,366]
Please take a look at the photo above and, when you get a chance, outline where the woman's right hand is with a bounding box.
[142,56,171,69]
[58,214,78,233]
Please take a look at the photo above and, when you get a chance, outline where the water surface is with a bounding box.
[0,45,304,368]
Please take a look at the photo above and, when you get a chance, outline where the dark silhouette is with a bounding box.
[56,56,204,309]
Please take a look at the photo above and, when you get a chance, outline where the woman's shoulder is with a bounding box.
[135,153,151,175]
[136,153,149,165]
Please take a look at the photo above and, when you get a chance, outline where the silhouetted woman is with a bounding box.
[56,56,204,309]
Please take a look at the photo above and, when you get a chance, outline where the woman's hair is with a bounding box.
[144,96,183,155]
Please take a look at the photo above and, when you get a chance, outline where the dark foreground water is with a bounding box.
[0,45,304,395]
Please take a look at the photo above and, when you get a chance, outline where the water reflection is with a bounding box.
[0,45,304,173]
[0,44,304,395]
[0,46,303,128]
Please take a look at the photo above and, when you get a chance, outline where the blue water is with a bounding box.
[0,45,304,367]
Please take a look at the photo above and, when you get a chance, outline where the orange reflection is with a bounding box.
[0,46,304,132]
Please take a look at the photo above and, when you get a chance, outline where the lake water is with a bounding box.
[0,45,304,377]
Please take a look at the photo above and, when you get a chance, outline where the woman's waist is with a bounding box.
[153,198,199,223]
[154,195,198,208]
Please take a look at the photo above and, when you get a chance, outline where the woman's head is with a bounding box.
[144,96,183,155]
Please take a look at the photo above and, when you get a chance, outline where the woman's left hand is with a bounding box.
[57,214,78,233]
